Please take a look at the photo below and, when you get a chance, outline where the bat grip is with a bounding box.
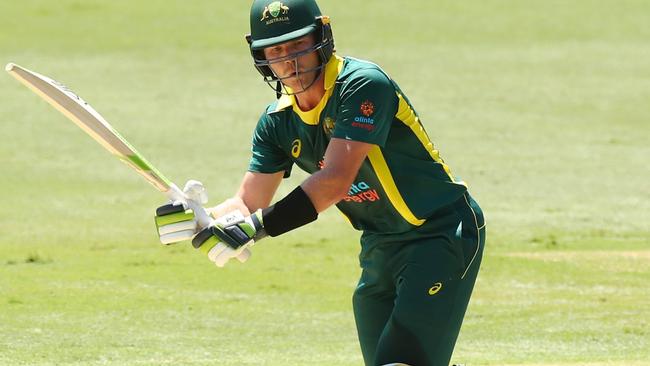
[166,183,212,228]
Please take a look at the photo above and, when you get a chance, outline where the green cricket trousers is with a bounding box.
[353,192,486,366]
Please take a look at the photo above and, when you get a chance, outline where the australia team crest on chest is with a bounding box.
[322,116,335,136]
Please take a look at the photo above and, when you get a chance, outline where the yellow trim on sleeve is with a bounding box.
[395,93,464,186]
[367,146,426,226]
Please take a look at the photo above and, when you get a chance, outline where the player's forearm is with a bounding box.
[207,167,347,241]
[298,138,372,213]
[235,190,265,213]
[300,168,352,213]
[213,139,367,240]
[251,169,347,238]
[235,171,284,212]
[207,196,251,218]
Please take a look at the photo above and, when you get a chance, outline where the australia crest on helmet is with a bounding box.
[261,1,290,23]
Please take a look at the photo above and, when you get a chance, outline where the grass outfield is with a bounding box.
[1,1,648,365]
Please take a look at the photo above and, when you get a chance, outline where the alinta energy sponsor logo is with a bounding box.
[352,116,375,131]
[353,100,376,131]
[342,181,381,203]
[360,100,375,117]
[261,1,290,25]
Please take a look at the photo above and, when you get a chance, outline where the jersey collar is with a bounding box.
[273,54,344,113]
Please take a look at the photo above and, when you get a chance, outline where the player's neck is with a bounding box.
[294,74,325,111]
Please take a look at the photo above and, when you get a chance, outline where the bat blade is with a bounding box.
[6,63,177,197]
[6,63,253,260]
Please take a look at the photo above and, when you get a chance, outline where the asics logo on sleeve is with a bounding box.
[428,282,443,296]
[291,139,302,158]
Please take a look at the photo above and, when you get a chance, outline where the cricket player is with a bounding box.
[154,1,486,365]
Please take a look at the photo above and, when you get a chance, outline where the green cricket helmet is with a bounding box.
[245,0,335,96]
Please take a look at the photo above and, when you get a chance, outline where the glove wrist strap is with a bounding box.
[250,209,267,241]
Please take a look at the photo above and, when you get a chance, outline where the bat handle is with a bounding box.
[166,182,212,227]
[166,183,251,263]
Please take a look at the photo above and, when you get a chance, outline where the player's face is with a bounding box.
[263,34,321,92]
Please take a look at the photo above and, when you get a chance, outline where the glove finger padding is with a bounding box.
[192,210,254,266]
[192,228,234,267]
[208,243,229,266]
[155,203,198,245]
[192,227,220,253]
[160,230,197,244]
[236,248,251,263]
[158,220,196,236]
[206,242,249,267]
[213,245,243,267]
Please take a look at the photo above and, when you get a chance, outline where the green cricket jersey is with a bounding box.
[249,54,468,234]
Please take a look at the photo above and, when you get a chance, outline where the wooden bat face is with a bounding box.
[6,63,173,193]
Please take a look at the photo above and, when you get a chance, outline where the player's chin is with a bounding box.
[281,77,304,91]
[295,74,318,91]
[279,71,317,92]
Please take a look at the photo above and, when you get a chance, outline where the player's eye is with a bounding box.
[294,40,306,49]
[266,48,281,58]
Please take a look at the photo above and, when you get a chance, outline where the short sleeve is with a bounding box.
[248,111,293,178]
[331,68,398,147]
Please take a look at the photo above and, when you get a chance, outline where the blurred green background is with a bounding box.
[0,1,648,365]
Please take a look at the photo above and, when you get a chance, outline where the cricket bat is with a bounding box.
[5,62,250,261]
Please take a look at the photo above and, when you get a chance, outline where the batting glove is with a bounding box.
[154,180,208,244]
[192,209,266,267]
